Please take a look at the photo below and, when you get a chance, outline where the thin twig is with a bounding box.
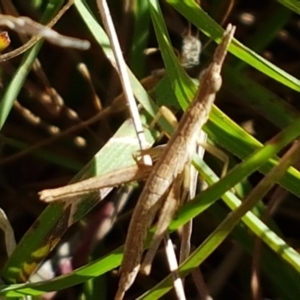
[0,0,75,62]
[164,235,186,300]
[0,15,90,49]
[96,0,152,166]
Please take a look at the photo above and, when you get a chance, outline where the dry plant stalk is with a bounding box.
[96,0,152,166]
[0,14,90,50]
[0,0,88,62]
[115,24,236,300]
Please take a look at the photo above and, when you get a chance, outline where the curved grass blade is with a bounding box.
[173,116,300,231]
[278,0,300,14]
[74,0,174,134]
[210,204,300,300]
[206,106,300,197]
[224,67,299,129]
[148,0,196,110]
[166,0,300,92]
[129,0,150,78]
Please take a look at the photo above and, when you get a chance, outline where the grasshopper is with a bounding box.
[115,24,236,299]
[39,23,235,300]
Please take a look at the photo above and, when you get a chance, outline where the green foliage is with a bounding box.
[1,0,300,299]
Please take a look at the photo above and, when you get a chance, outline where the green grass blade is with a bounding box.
[206,106,300,197]
[148,0,195,109]
[166,0,300,92]
[278,0,300,14]
[129,0,150,78]
[224,67,299,129]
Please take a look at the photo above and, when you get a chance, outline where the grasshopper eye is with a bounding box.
[211,73,222,92]
[199,70,222,93]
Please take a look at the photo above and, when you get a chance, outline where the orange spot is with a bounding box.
[0,32,10,52]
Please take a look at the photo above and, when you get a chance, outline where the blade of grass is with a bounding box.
[278,0,300,14]
[129,0,150,78]
[166,0,300,92]
[206,106,300,197]
[97,0,151,165]
[148,0,196,109]
[174,117,300,231]
[224,67,299,129]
